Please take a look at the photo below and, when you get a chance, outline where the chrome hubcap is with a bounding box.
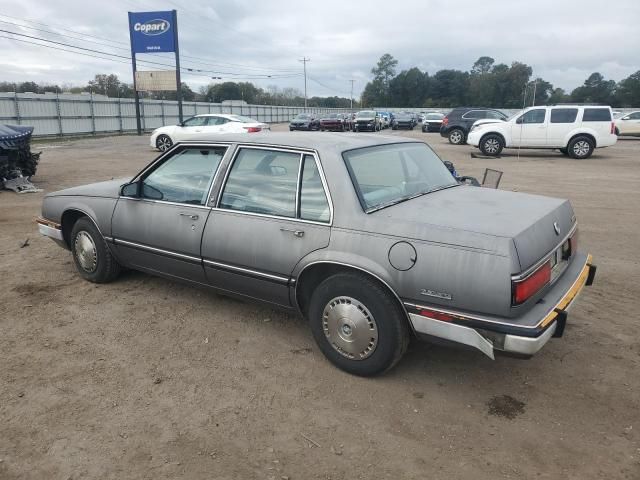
[573,140,590,157]
[157,136,172,151]
[484,138,499,154]
[74,231,97,273]
[322,296,378,360]
[450,131,462,143]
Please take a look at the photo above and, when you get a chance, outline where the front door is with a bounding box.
[618,111,640,134]
[111,145,227,284]
[202,148,332,306]
[511,108,547,146]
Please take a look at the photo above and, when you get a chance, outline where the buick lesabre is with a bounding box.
[37,133,596,376]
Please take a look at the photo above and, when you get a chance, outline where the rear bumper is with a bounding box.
[406,254,596,358]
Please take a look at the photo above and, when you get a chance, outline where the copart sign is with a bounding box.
[128,11,176,53]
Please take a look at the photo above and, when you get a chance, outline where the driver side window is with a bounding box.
[182,116,208,127]
[142,147,226,205]
[518,109,546,124]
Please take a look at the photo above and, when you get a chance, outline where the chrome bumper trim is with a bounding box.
[38,223,64,241]
[409,313,495,359]
[503,322,557,355]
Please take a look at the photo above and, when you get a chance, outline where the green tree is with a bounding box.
[362,53,398,106]
[471,56,495,75]
[548,87,570,104]
[616,70,640,107]
[87,74,122,97]
[570,72,616,104]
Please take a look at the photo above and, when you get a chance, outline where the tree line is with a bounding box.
[0,74,356,108]
[361,54,640,108]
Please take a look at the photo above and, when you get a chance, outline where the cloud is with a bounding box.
[0,0,637,97]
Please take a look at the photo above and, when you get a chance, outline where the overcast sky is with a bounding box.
[0,0,638,98]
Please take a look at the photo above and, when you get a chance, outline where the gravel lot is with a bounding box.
[1,125,639,480]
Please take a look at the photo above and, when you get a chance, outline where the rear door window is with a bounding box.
[550,108,579,123]
[583,108,611,122]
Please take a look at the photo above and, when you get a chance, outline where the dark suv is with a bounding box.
[440,108,508,145]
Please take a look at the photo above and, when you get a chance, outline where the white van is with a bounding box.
[467,105,617,158]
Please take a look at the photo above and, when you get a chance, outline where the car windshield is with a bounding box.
[356,111,376,118]
[396,114,411,120]
[426,113,444,120]
[228,115,259,123]
[323,114,339,119]
[295,114,310,120]
[343,143,459,212]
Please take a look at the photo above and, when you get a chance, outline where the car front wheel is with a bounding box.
[308,272,410,376]
[448,128,465,145]
[568,136,594,159]
[156,134,173,152]
[70,217,121,283]
[480,134,504,156]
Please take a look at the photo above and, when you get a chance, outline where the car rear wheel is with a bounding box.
[448,128,465,145]
[568,136,594,159]
[308,272,410,376]
[156,134,173,152]
[479,134,504,156]
[70,217,121,283]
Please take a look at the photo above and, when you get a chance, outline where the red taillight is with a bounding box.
[611,122,615,134]
[442,117,449,126]
[243,126,262,133]
[513,261,551,305]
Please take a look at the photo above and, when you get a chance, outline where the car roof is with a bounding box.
[178,132,418,154]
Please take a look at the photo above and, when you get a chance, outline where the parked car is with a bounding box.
[467,105,617,159]
[391,113,414,130]
[151,114,269,152]
[441,108,509,145]
[377,112,390,129]
[422,112,445,132]
[343,113,355,131]
[614,111,640,136]
[37,133,596,376]
[353,110,381,132]
[289,113,320,131]
[320,113,347,132]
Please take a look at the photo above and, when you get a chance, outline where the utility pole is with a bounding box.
[349,79,355,110]
[299,57,310,109]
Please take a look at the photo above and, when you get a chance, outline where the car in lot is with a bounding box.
[150,114,269,152]
[377,112,390,129]
[289,113,320,131]
[319,113,347,132]
[37,133,596,376]
[614,111,640,136]
[441,108,508,145]
[422,112,445,132]
[353,110,381,132]
[467,105,617,159]
[391,113,415,130]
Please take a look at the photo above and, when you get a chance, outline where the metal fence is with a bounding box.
[0,92,352,137]
[1,92,637,138]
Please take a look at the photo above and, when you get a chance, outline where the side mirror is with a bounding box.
[515,116,524,124]
[120,181,139,198]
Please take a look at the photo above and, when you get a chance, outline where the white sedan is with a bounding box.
[150,114,270,151]
[614,111,640,136]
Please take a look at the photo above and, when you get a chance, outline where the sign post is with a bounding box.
[127,10,181,135]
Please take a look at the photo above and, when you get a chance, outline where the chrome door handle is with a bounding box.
[179,212,199,220]
[280,227,304,237]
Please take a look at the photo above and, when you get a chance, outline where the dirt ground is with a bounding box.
[1,125,639,480]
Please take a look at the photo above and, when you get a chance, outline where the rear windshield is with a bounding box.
[343,143,458,212]
[426,113,444,120]
[583,108,611,122]
[356,111,376,117]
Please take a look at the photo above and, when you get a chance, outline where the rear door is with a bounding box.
[202,147,332,306]
[547,108,579,146]
[510,108,547,146]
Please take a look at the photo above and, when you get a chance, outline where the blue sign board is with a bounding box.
[128,11,176,54]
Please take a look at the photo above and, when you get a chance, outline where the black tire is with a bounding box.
[70,217,121,283]
[392,126,397,130]
[422,127,427,133]
[567,136,594,159]
[614,127,620,136]
[308,272,410,376]
[479,134,504,156]
[156,134,173,152]
[448,128,465,145]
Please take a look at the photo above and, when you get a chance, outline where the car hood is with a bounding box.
[47,178,129,198]
[359,186,574,271]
